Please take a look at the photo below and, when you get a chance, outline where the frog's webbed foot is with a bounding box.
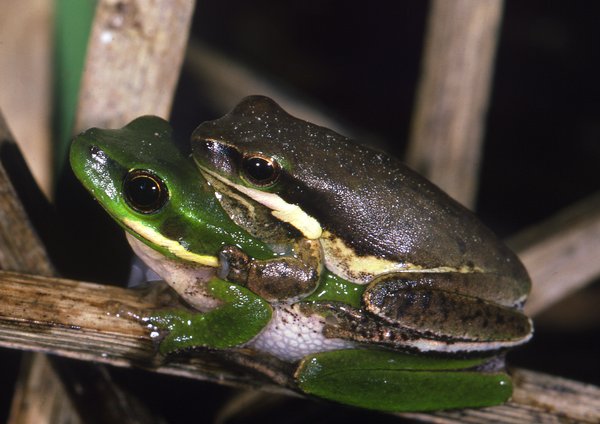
[295,349,513,411]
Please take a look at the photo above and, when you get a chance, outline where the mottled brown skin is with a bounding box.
[192,96,533,350]
[363,277,532,342]
[220,240,322,302]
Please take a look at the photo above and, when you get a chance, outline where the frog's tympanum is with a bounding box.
[70,97,533,412]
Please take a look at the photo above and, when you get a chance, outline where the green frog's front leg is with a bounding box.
[147,277,272,354]
[295,349,512,412]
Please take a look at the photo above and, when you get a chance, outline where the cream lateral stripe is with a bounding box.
[199,166,323,239]
[401,325,534,353]
[123,218,219,267]
[320,231,482,279]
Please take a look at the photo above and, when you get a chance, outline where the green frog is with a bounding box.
[70,101,532,412]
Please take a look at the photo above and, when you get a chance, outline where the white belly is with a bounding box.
[247,303,355,362]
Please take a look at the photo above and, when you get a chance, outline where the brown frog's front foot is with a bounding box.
[218,245,251,283]
[217,241,322,302]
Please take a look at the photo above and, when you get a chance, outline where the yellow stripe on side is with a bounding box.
[123,218,219,267]
[320,231,483,284]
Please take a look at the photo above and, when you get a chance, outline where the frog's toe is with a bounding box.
[143,310,196,353]
[145,309,190,330]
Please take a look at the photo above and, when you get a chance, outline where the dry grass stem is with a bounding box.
[407,0,504,208]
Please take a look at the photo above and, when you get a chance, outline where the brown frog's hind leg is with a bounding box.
[362,273,533,352]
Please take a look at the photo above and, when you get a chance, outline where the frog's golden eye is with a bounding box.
[123,170,168,214]
[241,154,280,187]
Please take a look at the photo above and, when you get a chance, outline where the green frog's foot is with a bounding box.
[145,309,202,354]
[144,279,273,354]
[296,349,512,412]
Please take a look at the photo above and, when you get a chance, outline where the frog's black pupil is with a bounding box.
[124,171,167,213]
[243,156,277,185]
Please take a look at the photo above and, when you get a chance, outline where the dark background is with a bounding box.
[3,1,599,422]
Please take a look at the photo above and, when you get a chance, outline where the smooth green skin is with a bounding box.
[70,116,275,349]
[149,278,272,353]
[70,116,513,411]
[296,349,512,411]
[69,116,276,263]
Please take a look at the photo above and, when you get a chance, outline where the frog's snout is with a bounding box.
[70,134,112,187]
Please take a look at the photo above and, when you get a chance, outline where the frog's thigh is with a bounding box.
[364,274,532,343]
[295,349,512,412]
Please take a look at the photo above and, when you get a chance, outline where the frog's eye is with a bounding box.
[123,170,168,214]
[241,154,280,186]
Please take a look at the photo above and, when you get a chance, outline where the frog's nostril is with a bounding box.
[88,145,108,164]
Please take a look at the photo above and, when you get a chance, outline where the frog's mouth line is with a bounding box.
[196,163,323,240]
[122,217,219,267]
